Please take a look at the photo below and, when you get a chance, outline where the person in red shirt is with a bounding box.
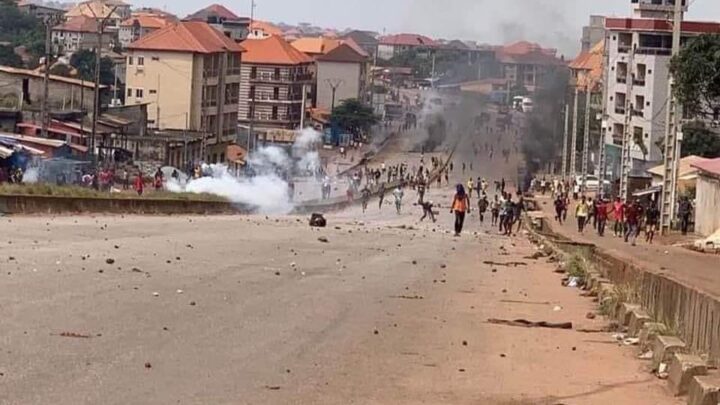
[612,197,625,238]
[624,200,640,246]
[134,171,144,196]
[596,199,609,237]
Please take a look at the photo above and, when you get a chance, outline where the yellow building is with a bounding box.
[125,21,244,142]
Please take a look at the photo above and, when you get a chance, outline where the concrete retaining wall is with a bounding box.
[0,194,244,215]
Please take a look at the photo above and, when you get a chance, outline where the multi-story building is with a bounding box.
[64,0,128,30]
[603,0,720,165]
[238,35,314,131]
[496,41,565,94]
[581,15,606,53]
[184,4,250,42]
[16,0,64,21]
[118,14,174,49]
[341,30,379,59]
[52,16,116,54]
[247,20,282,39]
[291,37,369,110]
[125,21,244,142]
[377,33,437,60]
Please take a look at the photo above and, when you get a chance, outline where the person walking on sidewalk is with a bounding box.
[678,197,693,235]
[596,199,609,237]
[378,184,386,210]
[624,200,640,246]
[393,185,404,214]
[467,177,475,200]
[513,196,526,233]
[645,202,660,244]
[360,186,371,213]
[612,197,625,238]
[451,184,471,236]
[575,197,590,234]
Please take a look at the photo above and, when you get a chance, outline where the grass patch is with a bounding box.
[566,254,588,281]
[0,183,228,202]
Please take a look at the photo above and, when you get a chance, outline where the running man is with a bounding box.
[477,194,489,223]
[378,184,386,210]
[645,202,660,244]
[490,195,501,226]
[393,185,404,214]
[360,186,371,213]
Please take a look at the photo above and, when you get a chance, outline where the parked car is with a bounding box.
[575,175,611,192]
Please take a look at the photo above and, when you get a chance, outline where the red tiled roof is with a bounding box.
[291,37,341,55]
[379,33,437,47]
[692,158,720,177]
[240,35,312,65]
[250,20,283,37]
[128,21,245,54]
[53,16,98,33]
[120,15,173,29]
[497,41,564,66]
[185,4,241,21]
[317,43,368,63]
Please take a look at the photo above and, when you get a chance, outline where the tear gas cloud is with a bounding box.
[168,128,323,214]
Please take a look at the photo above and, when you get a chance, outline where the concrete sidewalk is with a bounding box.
[534,194,720,299]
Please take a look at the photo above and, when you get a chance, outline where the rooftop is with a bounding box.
[0,65,107,89]
[120,15,173,29]
[379,33,437,47]
[128,21,245,54]
[317,42,369,63]
[250,20,283,37]
[184,4,242,22]
[65,0,122,20]
[53,15,99,33]
[569,40,604,89]
[240,35,313,65]
[605,18,720,34]
[692,158,720,178]
[649,155,708,178]
[497,41,565,66]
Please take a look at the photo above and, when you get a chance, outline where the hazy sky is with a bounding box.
[129,0,720,56]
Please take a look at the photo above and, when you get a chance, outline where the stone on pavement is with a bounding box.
[667,353,707,396]
[687,374,720,405]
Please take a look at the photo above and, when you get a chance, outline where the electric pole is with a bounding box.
[619,42,636,201]
[570,86,580,179]
[660,0,686,234]
[598,33,610,200]
[40,15,58,138]
[326,78,344,112]
[89,5,117,166]
[581,84,592,191]
[561,102,570,178]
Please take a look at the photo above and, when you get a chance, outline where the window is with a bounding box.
[136,89,143,98]
[203,85,218,107]
[273,87,279,100]
[128,56,133,65]
[127,88,132,97]
[137,56,144,66]
[272,106,278,120]
[225,83,239,105]
[220,153,225,163]
[274,67,280,79]
[151,56,159,61]
[250,66,257,79]
[249,85,255,99]
[149,89,157,95]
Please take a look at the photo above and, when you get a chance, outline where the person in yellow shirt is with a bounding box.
[575,196,590,234]
[467,178,475,199]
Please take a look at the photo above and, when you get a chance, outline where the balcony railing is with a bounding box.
[203,69,219,79]
[632,109,644,117]
[634,78,646,86]
[227,67,241,76]
[617,76,627,84]
[249,72,314,83]
[618,45,631,54]
[636,47,672,56]
[615,106,626,115]
[251,93,303,102]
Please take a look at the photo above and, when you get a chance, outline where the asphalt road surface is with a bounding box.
[0,102,679,404]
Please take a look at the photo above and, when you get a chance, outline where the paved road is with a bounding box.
[0,100,680,404]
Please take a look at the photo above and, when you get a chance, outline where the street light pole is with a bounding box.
[89,5,117,166]
[326,78,344,112]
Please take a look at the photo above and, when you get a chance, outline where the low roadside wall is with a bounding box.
[0,194,244,215]
[526,204,720,364]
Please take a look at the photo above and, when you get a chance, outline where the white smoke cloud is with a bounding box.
[167,128,325,214]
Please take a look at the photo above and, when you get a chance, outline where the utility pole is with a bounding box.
[619,42,636,201]
[326,78,343,112]
[89,5,117,166]
[598,33,610,200]
[660,0,686,234]
[40,16,57,138]
[581,84,592,191]
[569,86,580,179]
[561,102,570,178]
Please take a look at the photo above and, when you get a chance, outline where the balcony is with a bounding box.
[636,47,671,56]
[615,106,626,115]
[632,109,645,117]
[634,78,646,86]
[249,72,314,84]
[618,45,631,54]
[226,67,241,76]
[617,76,627,84]
[250,93,303,103]
[250,113,301,124]
[203,69,219,79]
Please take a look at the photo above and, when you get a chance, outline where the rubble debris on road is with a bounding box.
[54,332,92,338]
[390,295,424,300]
[317,237,329,243]
[500,299,551,305]
[309,213,327,228]
[487,318,573,330]
[106,258,115,264]
[264,385,281,390]
[483,261,527,267]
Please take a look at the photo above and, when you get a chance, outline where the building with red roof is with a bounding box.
[377,33,437,60]
[495,41,565,94]
[238,35,315,130]
[125,21,245,156]
[118,14,175,49]
[184,4,250,42]
[51,16,116,54]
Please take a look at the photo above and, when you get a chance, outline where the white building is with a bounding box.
[603,0,720,167]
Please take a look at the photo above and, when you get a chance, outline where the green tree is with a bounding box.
[680,123,720,158]
[670,34,720,120]
[0,45,23,67]
[331,99,379,139]
[0,0,45,65]
[70,50,115,85]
